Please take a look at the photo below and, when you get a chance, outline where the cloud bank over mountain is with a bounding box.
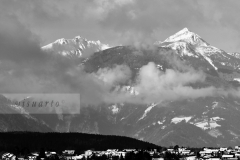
[1,0,240,51]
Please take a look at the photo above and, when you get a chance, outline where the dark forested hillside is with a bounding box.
[0,132,159,153]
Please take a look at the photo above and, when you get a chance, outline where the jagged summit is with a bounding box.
[55,38,68,45]
[42,35,110,58]
[160,27,224,55]
[180,27,189,32]
[46,36,102,47]
[170,27,190,38]
[75,35,82,39]
[163,28,208,46]
[155,28,225,70]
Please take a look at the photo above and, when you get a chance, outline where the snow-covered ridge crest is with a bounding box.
[41,35,110,58]
[155,27,229,71]
[161,27,224,54]
[164,28,207,46]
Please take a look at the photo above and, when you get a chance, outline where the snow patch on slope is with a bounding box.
[195,48,218,70]
[211,101,218,109]
[171,116,192,124]
[138,103,157,121]
[162,42,196,57]
[204,56,218,70]
[211,117,225,121]
[157,64,163,70]
[234,78,240,82]
[197,46,222,55]
[194,121,221,130]
[158,121,163,125]
[109,104,119,114]
[208,129,222,138]
[158,117,166,125]
[190,116,224,130]
[227,52,240,59]
[122,86,139,95]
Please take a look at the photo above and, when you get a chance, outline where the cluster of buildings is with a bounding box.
[0,149,152,160]
[2,146,240,160]
[1,153,16,160]
[196,146,240,160]
[165,146,240,160]
[0,149,130,160]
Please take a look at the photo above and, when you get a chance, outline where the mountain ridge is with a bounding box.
[76,28,240,147]
[1,28,240,147]
[42,35,110,58]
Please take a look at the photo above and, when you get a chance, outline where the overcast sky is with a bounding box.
[1,0,240,52]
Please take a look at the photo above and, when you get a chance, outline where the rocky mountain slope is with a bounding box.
[0,95,52,132]
[71,28,240,147]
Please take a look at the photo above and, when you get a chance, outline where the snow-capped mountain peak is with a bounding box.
[75,35,82,40]
[155,28,232,71]
[164,28,207,46]
[42,36,110,58]
[166,27,190,41]
[55,38,68,45]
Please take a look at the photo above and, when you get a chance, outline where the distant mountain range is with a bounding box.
[1,28,240,147]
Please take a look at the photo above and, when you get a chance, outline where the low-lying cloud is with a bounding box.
[106,61,218,104]
[134,62,213,101]
[95,65,132,86]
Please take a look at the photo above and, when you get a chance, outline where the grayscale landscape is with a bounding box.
[1,0,240,160]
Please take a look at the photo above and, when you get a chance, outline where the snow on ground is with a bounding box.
[202,109,210,115]
[157,64,163,70]
[228,130,240,138]
[157,121,163,125]
[199,46,222,54]
[163,28,203,45]
[192,120,221,130]
[9,105,37,120]
[163,42,196,57]
[171,116,192,124]
[41,36,110,58]
[109,104,119,114]
[138,103,157,121]
[195,48,218,70]
[120,117,125,121]
[234,78,240,82]
[161,125,166,129]
[211,101,218,109]
[164,28,191,43]
[211,117,225,121]
[221,62,226,66]
[227,52,240,59]
[203,55,218,70]
[122,86,139,95]
[208,129,222,138]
